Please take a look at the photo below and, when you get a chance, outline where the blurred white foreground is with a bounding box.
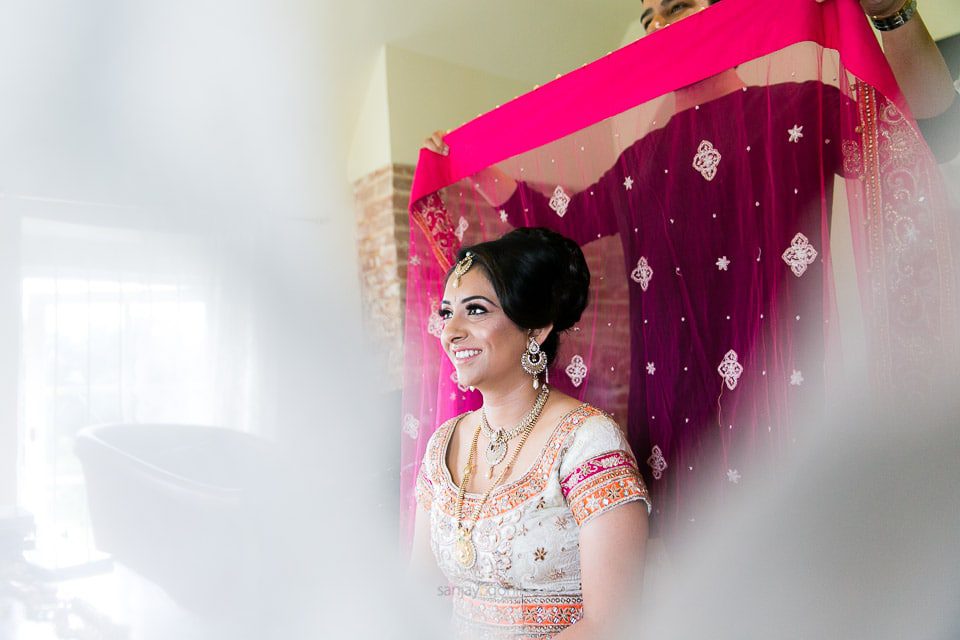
[0,1,957,639]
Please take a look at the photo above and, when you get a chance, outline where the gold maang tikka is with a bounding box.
[452,251,474,288]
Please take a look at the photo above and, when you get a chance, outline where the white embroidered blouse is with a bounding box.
[416,404,651,639]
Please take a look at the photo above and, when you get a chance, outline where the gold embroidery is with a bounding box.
[430,405,602,519]
[453,589,583,633]
[853,81,959,392]
[565,466,650,526]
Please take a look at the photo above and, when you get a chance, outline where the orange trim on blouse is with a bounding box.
[430,404,600,519]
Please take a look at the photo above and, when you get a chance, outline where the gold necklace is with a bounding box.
[453,386,548,569]
[480,385,550,477]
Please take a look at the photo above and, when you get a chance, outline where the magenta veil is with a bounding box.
[400,0,959,547]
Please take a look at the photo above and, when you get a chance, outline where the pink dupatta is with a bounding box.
[400,0,958,546]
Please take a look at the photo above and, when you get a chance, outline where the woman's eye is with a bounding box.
[670,3,687,14]
[466,305,487,316]
[438,309,452,320]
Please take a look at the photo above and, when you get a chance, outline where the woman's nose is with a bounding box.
[441,312,466,343]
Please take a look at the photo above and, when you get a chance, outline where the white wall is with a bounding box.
[347,45,534,180]
[385,46,534,169]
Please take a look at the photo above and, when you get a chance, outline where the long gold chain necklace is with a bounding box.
[480,384,550,477]
[454,386,549,569]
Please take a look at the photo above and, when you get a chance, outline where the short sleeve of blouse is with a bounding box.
[558,413,651,526]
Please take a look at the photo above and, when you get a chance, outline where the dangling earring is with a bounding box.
[520,336,548,389]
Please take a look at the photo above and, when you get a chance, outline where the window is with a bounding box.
[17,215,222,568]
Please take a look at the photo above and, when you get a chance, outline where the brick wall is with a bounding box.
[352,164,415,389]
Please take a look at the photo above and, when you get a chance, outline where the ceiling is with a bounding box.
[329,0,960,87]
[318,0,642,166]
[382,0,642,85]
[3,0,955,211]
[322,0,960,168]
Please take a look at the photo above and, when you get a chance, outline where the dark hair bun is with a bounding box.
[510,227,590,332]
[450,227,591,363]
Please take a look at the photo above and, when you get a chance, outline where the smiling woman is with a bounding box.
[439,228,589,393]
[403,11,960,636]
[409,228,651,639]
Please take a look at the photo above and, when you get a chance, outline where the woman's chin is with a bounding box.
[452,367,478,389]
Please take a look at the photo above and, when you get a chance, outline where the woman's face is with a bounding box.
[439,266,531,391]
[640,0,711,33]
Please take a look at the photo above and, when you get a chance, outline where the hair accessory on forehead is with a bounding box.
[452,251,474,288]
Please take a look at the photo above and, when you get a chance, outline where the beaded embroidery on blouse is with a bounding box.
[416,405,650,639]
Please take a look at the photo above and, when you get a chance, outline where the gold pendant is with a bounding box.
[455,527,477,569]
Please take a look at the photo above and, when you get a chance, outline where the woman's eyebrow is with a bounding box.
[440,295,500,307]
